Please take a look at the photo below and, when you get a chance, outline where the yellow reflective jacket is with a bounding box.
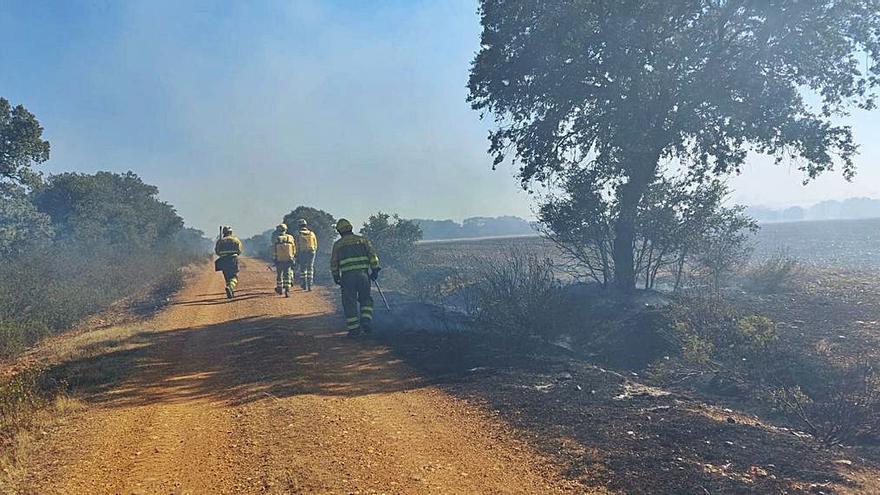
[296,228,318,253]
[271,233,296,262]
[215,235,243,257]
[330,233,379,276]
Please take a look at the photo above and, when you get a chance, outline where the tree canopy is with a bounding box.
[32,171,184,247]
[468,0,880,289]
[0,184,53,256]
[0,98,50,188]
[282,206,337,253]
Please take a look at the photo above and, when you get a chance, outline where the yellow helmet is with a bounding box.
[336,218,353,233]
[276,223,288,233]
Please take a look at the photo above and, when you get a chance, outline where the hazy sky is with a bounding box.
[2,1,879,237]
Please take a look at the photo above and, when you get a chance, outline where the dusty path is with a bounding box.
[16,259,582,494]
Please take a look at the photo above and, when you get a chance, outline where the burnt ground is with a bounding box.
[373,267,880,494]
[731,267,880,363]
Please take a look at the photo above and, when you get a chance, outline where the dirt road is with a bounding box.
[16,259,582,494]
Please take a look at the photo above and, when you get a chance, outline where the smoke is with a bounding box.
[12,1,531,237]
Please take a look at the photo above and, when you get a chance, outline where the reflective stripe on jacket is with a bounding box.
[215,236,243,257]
[330,233,379,276]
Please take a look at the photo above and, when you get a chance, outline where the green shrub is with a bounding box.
[746,253,801,293]
[734,315,778,351]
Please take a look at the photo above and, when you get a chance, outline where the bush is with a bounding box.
[0,319,49,360]
[361,212,423,269]
[772,358,880,445]
[470,250,572,340]
[0,238,203,359]
[733,315,778,351]
[653,296,880,445]
[0,369,45,442]
[653,297,778,387]
[745,253,801,293]
[688,207,757,294]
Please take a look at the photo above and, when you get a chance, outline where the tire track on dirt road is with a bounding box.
[16,258,588,494]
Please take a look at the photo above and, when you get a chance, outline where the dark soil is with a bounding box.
[377,328,877,494]
[374,264,880,494]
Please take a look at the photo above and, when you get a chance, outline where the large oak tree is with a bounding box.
[468,0,880,290]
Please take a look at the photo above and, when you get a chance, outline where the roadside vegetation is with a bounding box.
[0,98,209,465]
[396,230,880,449]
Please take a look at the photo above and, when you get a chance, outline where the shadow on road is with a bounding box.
[168,289,277,307]
[47,312,425,410]
[42,287,876,494]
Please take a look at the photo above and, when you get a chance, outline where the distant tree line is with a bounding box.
[413,216,535,240]
[747,198,880,223]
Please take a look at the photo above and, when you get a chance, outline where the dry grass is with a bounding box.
[0,263,203,488]
[0,323,154,488]
[0,391,86,490]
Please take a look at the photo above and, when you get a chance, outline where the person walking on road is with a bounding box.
[214,225,243,299]
[271,223,296,297]
[330,218,380,336]
[295,218,318,291]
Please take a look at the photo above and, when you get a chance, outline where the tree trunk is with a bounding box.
[612,191,638,291]
[612,151,660,292]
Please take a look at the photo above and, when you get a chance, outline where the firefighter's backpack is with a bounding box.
[274,238,295,262]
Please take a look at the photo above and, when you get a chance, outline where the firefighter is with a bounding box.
[270,223,296,297]
[295,218,318,291]
[214,226,243,299]
[330,218,380,336]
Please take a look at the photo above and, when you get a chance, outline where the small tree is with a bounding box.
[690,206,759,294]
[360,212,423,268]
[282,206,336,254]
[540,173,751,290]
[469,1,880,290]
[538,169,615,286]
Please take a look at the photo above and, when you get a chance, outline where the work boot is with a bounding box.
[346,328,361,338]
[300,279,307,290]
[275,286,283,295]
[284,287,290,298]
[361,320,372,334]
[226,286,234,299]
